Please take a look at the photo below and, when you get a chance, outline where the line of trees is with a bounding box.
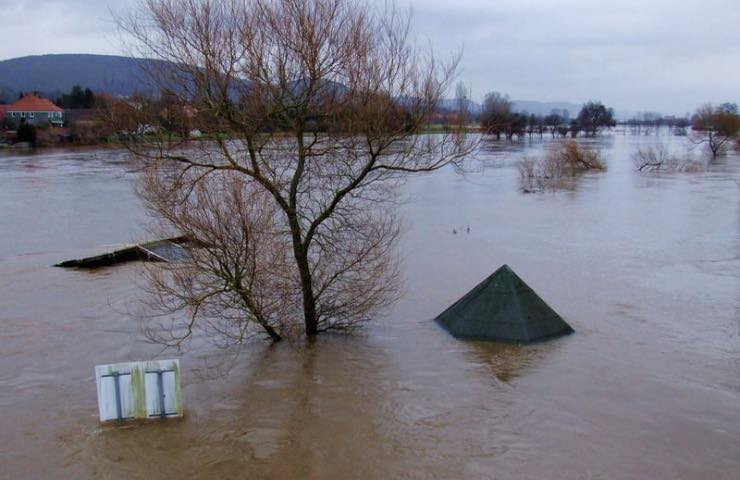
[478,92,615,139]
[623,112,691,136]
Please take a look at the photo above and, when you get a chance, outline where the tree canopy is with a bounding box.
[577,101,616,136]
[117,0,473,345]
[479,91,512,139]
[692,103,740,158]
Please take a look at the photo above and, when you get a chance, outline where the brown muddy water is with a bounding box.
[0,135,738,479]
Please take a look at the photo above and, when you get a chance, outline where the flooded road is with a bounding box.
[1,135,738,479]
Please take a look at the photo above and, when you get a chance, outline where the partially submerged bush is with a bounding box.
[517,156,560,193]
[632,144,705,173]
[518,141,605,192]
[553,140,606,173]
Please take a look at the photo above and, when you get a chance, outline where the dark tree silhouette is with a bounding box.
[57,85,96,109]
[480,91,512,140]
[577,101,616,136]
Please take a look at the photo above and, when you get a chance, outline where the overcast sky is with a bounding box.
[1,0,738,114]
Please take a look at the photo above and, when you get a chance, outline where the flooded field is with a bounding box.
[0,134,738,479]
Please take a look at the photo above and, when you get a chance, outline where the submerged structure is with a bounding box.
[55,236,192,268]
[434,264,574,344]
[95,359,183,422]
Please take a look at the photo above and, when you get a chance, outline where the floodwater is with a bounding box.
[0,134,738,479]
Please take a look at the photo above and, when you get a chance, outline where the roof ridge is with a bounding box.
[7,93,64,112]
[505,267,530,342]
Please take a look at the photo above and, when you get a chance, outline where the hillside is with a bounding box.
[1,54,624,118]
[511,100,582,117]
[0,54,160,101]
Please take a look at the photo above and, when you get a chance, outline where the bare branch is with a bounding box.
[118,0,473,343]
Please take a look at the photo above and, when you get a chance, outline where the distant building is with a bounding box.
[3,93,64,127]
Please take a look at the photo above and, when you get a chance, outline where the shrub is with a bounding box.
[552,140,606,173]
[632,144,705,173]
[518,141,605,192]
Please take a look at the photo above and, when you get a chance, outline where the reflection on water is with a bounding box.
[467,341,551,383]
[0,134,739,479]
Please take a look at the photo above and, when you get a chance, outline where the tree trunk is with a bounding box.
[236,289,283,342]
[287,211,319,337]
[296,251,319,336]
[709,132,719,159]
[262,323,283,342]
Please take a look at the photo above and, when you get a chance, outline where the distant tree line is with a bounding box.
[477,92,616,139]
[622,112,691,135]
[7,78,735,161]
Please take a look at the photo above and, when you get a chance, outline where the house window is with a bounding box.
[29,112,35,118]
[11,112,16,117]
[21,112,25,118]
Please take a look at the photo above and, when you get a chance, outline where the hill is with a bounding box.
[0,54,160,101]
[1,54,640,119]
[511,100,582,118]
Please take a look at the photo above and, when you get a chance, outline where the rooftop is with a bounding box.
[7,93,63,113]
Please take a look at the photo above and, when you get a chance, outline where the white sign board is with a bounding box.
[95,359,183,422]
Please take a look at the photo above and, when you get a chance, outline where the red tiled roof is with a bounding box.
[8,94,64,113]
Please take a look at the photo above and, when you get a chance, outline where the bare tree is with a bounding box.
[454,81,472,127]
[691,103,740,159]
[632,144,672,172]
[140,171,292,343]
[632,144,705,173]
[480,91,512,140]
[117,0,473,343]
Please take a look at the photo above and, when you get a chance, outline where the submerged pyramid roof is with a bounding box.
[434,265,574,343]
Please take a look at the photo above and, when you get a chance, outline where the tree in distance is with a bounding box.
[576,101,616,136]
[691,103,740,159]
[116,0,474,346]
[480,91,512,140]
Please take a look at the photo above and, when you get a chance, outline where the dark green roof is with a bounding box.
[434,265,574,344]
